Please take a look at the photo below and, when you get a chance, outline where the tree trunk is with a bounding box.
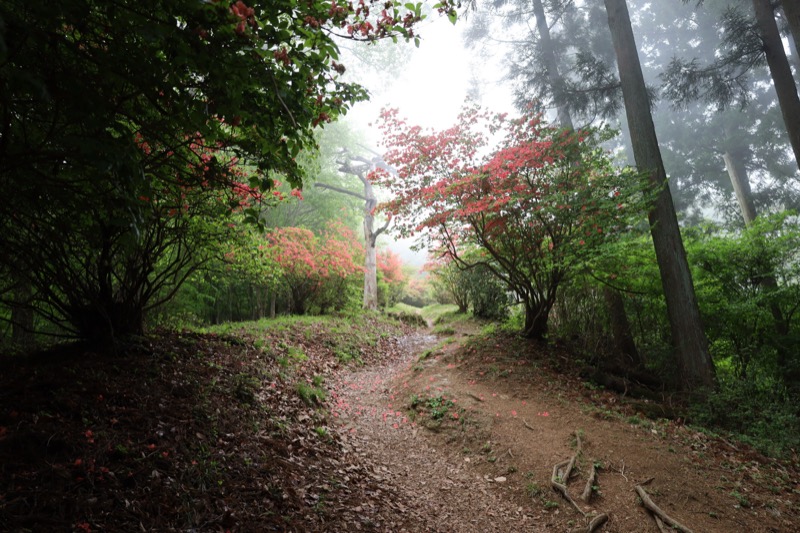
[524,301,550,340]
[531,0,574,129]
[604,0,716,391]
[723,143,793,384]
[722,149,757,225]
[781,0,800,70]
[362,179,379,311]
[529,4,639,358]
[318,156,390,311]
[603,288,642,368]
[753,0,800,173]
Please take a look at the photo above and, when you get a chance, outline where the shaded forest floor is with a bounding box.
[1,313,799,532]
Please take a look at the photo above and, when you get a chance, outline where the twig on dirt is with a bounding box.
[506,448,514,459]
[635,485,694,533]
[522,419,535,431]
[620,461,628,482]
[654,515,669,533]
[466,393,484,402]
[581,463,598,503]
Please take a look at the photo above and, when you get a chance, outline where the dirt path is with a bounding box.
[329,333,532,532]
[328,324,800,533]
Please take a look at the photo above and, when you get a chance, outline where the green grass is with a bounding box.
[387,302,422,315]
[419,304,460,324]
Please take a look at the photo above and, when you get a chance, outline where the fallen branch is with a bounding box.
[522,419,535,431]
[634,485,694,533]
[466,392,484,402]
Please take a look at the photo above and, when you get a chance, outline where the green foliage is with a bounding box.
[0,0,431,346]
[412,394,455,420]
[685,213,800,387]
[688,380,800,458]
[463,263,509,320]
[428,260,471,312]
[379,106,651,339]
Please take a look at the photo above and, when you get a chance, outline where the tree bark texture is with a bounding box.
[604,0,716,390]
[781,0,800,70]
[753,0,800,172]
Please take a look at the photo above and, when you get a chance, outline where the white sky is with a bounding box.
[338,13,516,267]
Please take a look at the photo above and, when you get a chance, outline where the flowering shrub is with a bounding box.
[267,223,364,314]
[376,249,407,307]
[375,104,648,338]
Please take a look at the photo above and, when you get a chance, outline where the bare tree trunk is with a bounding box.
[363,179,379,311]
[722,149,758,225]
[603,287,642,368]
[604,0,716,391]
[753,0,800,172]
[269,289,276,319]
[318,154,392,311]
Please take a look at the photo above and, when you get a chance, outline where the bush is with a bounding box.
[689,380,800,457]
[464,265,508,320]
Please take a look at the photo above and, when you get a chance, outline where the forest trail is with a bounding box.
[1,317,798,532]
[329,320,800,533]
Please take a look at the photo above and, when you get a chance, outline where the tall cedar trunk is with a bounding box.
[722,149,758,225]
[781,0,800,69]
[753,0,800,172]
[531,0,574,129]
[604,0,716,390]
[603,287,642,368]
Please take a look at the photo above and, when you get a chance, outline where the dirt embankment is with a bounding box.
[330,320,800,533]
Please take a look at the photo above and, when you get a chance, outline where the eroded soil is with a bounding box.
[330,320,800,533]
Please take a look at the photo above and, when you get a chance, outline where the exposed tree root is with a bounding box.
[634,484,694,533]
[552,431,608,533]
[581,463,598,503]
